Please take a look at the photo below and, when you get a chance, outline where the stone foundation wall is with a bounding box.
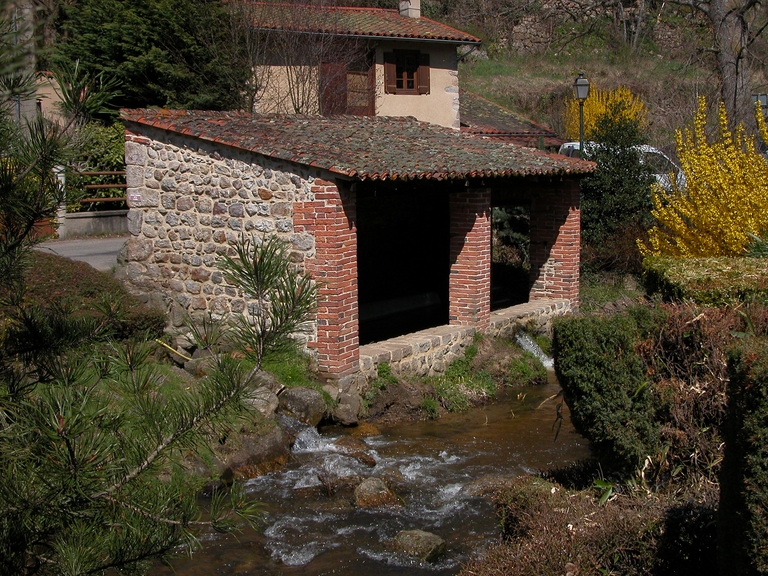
[359,299,571,381]
[119,126,319,343]
[359,325,477,381]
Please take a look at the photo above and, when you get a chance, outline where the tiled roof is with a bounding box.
[242,2,480,44]
[460,90,564,148]
[121,109,593,181]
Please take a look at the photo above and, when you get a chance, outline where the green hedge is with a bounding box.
[719,340,768,576]
[643,256,768,305]
[553,313,659,477]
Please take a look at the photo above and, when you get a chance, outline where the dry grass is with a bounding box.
[460,51,721,154]
[460,475,719,576]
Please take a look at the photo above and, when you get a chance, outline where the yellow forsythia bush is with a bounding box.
[640,97,768,257]
[564,86,647,141]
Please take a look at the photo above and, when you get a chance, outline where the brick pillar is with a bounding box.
[529,178,580,308]
[294,179,359,379]
[449,188,491,331]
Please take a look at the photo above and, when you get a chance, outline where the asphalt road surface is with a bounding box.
[36,236,128,272]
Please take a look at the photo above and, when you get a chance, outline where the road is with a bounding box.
[36,235,128,272]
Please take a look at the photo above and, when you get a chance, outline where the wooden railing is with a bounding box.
[76,171,127,207]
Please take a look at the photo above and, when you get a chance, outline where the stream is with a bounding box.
[156,368,591,575]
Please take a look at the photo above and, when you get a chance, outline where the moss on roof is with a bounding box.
[122,109,593,181]
[460,90,563,148]
[244,2,480,44]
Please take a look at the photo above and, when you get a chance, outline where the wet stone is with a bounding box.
[387,530,445,563]
[354,477,400,508]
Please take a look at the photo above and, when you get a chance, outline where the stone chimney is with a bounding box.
[399,0,420,18]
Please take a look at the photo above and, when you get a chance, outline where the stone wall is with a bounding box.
[359,298,571,381]
[119,126,319,343]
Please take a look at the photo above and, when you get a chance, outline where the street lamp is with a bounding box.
[573,73,590,155]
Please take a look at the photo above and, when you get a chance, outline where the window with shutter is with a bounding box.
[383,50,430,95]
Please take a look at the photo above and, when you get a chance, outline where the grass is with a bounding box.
[421,397,439,419]
[261,348,333,406]
[508,351,547,386]
[459,37,719,149]
[430,342,497,412]
[362,362,399,409]
[580,270,645,312]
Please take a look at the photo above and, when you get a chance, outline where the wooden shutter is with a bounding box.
[417,52,430,94]
[320,61,347,115]
[384,52,397,94]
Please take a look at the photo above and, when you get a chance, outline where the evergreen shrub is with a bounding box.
[553,313,659,477]
[718,340,768,576]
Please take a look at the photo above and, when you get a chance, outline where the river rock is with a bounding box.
[188,421,292,490]
[461,474,519,498]
[245,387,279,419]
[331,392,361,425]
[354,477,401,508]
[322,383,341,402]
[388,529,445,562]
[349,421,382,438]
[333,435,376,467]
[183,355,214,377]
[215,423,291,481]
[278,387,326,426]
[250,370,285,395]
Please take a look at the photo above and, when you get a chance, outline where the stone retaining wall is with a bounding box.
[56,208,129,238]
[359,298,571,380]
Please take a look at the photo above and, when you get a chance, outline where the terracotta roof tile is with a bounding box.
[121,109,594,181]
[243,2,480,43]
[460,90,564,148]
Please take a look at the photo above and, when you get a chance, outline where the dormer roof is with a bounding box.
[241,2,481,44]
[460,90,564,149]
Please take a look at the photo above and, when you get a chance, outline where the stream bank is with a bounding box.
[157,374,590,575]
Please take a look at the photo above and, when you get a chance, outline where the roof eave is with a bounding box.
[251,26,480,45]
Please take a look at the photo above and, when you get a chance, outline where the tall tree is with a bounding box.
[53,0,253,110]
[695,0,764,130]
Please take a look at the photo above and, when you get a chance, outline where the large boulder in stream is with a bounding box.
[205,423,292,483]
[278,387,325,426]
[331,392,362,425]
[354,477,401,508]
[387,529,445,562]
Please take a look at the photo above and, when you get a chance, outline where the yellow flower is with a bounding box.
[639,97,768,257]
[564,86,647,141]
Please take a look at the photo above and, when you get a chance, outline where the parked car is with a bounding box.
[558,142,685,191]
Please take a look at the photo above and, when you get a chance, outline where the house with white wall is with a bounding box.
[248,0,480,129]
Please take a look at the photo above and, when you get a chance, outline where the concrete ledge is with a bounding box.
[58,209,128,238]
[359,299,572,381]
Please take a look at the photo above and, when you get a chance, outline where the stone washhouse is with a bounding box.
[118,109,594,386]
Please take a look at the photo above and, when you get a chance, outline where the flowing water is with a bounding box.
[156,373,590,575]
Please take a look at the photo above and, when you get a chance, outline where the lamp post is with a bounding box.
[573,73,590,155]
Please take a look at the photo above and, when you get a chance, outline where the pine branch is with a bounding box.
[91,368,245,499]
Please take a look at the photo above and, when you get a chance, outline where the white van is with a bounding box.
[558,142,685,191]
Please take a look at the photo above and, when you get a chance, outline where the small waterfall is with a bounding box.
[515,332,554,369]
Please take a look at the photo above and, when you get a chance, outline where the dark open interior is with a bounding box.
[356,183,449,345]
